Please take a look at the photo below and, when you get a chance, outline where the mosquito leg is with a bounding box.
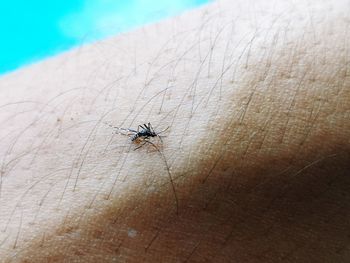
[142,140,179,214]
[158,126,170,134]
[149,123,156,134]
[134,142,147,150]
[157,136,164,144]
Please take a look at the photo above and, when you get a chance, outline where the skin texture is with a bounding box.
[0,0,349,262]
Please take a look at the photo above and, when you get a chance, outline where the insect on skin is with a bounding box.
[116,122,168,150]
[131,122,162,141]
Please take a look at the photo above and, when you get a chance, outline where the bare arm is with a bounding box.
[0,0,349,262]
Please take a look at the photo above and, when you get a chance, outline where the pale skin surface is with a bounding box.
[0,0,349,262]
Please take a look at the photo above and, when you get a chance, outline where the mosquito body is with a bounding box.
[111,122,167,149]
[131,123,159,142]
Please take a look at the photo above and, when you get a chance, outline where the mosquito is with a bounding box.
[113,122,168,150]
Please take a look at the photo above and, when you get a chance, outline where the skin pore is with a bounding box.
[0,0,349,262]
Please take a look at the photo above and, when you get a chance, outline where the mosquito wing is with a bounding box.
[114,127,137,136]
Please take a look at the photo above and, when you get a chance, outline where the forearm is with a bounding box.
[0,0,349,262]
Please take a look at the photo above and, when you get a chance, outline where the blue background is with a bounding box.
[0,0,209,75]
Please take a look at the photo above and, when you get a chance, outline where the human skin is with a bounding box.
[0,0,349,262]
